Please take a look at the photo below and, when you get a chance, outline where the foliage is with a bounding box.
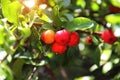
[0,0,120,80]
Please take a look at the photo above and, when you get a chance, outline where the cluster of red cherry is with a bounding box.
[41,29,79,54]
[51,29,79,54]
[41,29,117,54]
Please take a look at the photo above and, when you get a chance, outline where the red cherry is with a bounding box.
[109,5,120,13]
[68,32,80,46]
[51,42,67,54]
[101,29,117,44]
[55,29,70,45]
[85,36,93,45]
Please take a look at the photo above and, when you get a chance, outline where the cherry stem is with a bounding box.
[77,30,102,36]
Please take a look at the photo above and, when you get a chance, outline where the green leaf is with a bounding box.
[110,0,120,8]
[92,47,101,66]
[105,14,120,24]
[19,27,31,39]
[0,25,4,45]
[12,58,25,80]
[54,0,71,8]
[43,10,53,21]
[101,49,112,62]
[0,63,13,80]
[53,5,59,16]
[42,23,55,30]
[44,6,63,27]
[91,2,99,11]
[84,45,101,66]
[63,0,71,8]
[63,13,74,21]
[76,0,86,8]
[52,6,63,27]
[1,0,21,24]
[49,0,56,7]
[64,17,98,31]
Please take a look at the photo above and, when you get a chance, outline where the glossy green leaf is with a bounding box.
[1,0,21,24]
[91,2,99,11]
[63,13,74,21]
[105,14,120,24]
[102,49,112,61]
[64,17,98,31]
[76,0,86,8]
[102,62,113,73]
[92,47,101,66]
[75,76,94,80]
[110,0,120,8]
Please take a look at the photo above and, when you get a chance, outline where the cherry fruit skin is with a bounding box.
[101,29,117,44]
[55,29,70,45]
[85,36,93,45]
[51,42,67,54]
[41,30,55,44]
[68,32,80,46]
[109,5,120,13]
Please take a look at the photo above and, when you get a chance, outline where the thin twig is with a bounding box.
[33,22,42,27]
[0,54,8,64]
[27,66,38,80]
[77,30,102,36]
[60,67,68,80]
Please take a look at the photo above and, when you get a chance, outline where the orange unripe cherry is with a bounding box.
[41,30,55,44]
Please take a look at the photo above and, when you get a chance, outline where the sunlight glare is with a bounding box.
[39,4,47,9]
[23,0,36,8]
